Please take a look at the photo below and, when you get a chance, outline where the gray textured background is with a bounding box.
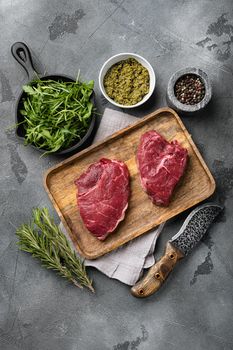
[1,1,233,349]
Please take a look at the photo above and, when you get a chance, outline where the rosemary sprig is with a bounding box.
[16,208,94,292]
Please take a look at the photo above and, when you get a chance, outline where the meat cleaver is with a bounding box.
[131,203,223,298]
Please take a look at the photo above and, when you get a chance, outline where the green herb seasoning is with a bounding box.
[19,77,94,155]
[103,58,150,106]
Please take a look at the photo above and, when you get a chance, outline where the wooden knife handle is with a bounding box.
[131,242,184,298]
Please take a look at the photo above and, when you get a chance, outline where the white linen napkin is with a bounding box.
[60,108,165,285]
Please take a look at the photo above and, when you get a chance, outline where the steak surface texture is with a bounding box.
[137,130,188,206]
[75,158,130,240]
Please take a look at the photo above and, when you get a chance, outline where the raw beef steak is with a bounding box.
[137,130,188,206]
[75,158,130,240]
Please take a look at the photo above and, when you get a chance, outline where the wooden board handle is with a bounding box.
[131,242,184,298]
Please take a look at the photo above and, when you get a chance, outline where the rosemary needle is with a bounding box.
[16,208,94,292]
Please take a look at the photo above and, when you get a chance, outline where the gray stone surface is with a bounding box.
[0,1,233,349]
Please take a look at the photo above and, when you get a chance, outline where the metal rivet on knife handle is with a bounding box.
[131,203,223,298]
[131,242,184,298]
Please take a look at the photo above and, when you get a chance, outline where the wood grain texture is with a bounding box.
[131,242,184,298]
[44,107,216,259]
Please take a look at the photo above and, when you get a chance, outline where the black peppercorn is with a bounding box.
[174,74,205,105]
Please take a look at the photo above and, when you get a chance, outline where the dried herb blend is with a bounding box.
[103,58,150,106]
[174,74,205,105]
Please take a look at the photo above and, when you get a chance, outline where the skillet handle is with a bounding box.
[11,42,38,81]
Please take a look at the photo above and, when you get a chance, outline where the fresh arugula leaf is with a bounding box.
[19,77,94,155]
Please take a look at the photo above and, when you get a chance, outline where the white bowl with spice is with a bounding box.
[99,53,156,108]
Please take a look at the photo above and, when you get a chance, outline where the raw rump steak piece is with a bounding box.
[137,130,188,206]
[75,158,130,240]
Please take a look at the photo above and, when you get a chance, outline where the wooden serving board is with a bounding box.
[44,107,215,259]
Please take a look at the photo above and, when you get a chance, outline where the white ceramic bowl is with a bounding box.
[99,53,156,108]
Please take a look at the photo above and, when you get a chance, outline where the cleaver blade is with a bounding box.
[131,203,223,298]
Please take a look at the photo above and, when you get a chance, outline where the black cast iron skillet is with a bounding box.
[11,42,96,155]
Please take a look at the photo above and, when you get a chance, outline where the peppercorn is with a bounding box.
[174,74,205,105]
